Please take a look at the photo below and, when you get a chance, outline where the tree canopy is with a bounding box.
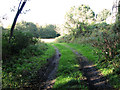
[15,21,39,38]
[64,4,95,38]
[39,24,60,38]
[96,9,111,23]
[65,4,95,25]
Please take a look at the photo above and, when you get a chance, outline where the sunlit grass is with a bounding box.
[100,68,114,76]
[61,43,120,89]
[52,43,88,89]
[63,43,99,63]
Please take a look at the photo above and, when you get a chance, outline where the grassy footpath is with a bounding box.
[2,43,55,88]
[52,43,88,89]
[67,43,99,62]
[62,43,120,89]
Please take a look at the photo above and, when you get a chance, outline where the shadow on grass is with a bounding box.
[53,79,88,90]
[106,72,120,89]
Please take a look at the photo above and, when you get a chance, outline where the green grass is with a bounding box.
[61,43,120,89]
[64,43,99,63]
[52,43,88,89]
[2,43,55,88]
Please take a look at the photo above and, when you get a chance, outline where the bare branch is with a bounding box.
[18,0,23,10]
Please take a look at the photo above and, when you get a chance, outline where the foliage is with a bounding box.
[96,9,111,23]
[55,25,68,36]
[2,28,55,88]
[56,22,111,44]
[16,22,60,39]
[38,24,60,38]
[16,21,39,38]
[92,3,120,73]
[65,4,95,24]
[65,43,120,89]
[2,30,37,61]
[93,30,120,62]
[64,4,95,39]
[55,3,120,89]
[9,0,27,41]
[2,2,120,89]
[55,34,72,43]
[19,43,48,58]
[65,5,95,30]
[2,22,58,89]
[2,43,55,88]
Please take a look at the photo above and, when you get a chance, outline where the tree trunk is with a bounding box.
[9,0,27,42]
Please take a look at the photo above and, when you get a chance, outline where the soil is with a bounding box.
[71,48,114,90]
[38,46,61,90]
[37,44,114,90]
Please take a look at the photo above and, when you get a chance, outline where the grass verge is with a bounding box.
[64,43,99,63]
[64,43,120,89]
[52,43,88,89]
[2,43,55,88]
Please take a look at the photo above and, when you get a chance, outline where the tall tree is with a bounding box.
[9,0,27,42]
[96,9,111,23]
[16,21,39,38]
[39,24,58,38]
[64,4,95,37]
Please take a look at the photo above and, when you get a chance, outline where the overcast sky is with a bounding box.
[0,0,114,27]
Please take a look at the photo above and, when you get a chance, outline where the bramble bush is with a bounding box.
[93,12,120,71]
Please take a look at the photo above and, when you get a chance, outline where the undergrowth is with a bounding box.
[2,43,55,88]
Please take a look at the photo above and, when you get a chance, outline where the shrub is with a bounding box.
[2,30,38,61]
[19,43,48,58]
[2,43,53,88]
[92,28,120,68]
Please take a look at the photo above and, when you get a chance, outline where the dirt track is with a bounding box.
[71,48,114,90]
[39,46,61,90]
[38,44,114,90]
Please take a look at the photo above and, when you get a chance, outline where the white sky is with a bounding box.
[0,0,114,27]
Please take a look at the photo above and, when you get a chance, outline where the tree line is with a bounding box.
[14,21,60,38]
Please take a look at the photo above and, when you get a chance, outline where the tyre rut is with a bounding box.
[39,46,61,90]
[66,45,114,90]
